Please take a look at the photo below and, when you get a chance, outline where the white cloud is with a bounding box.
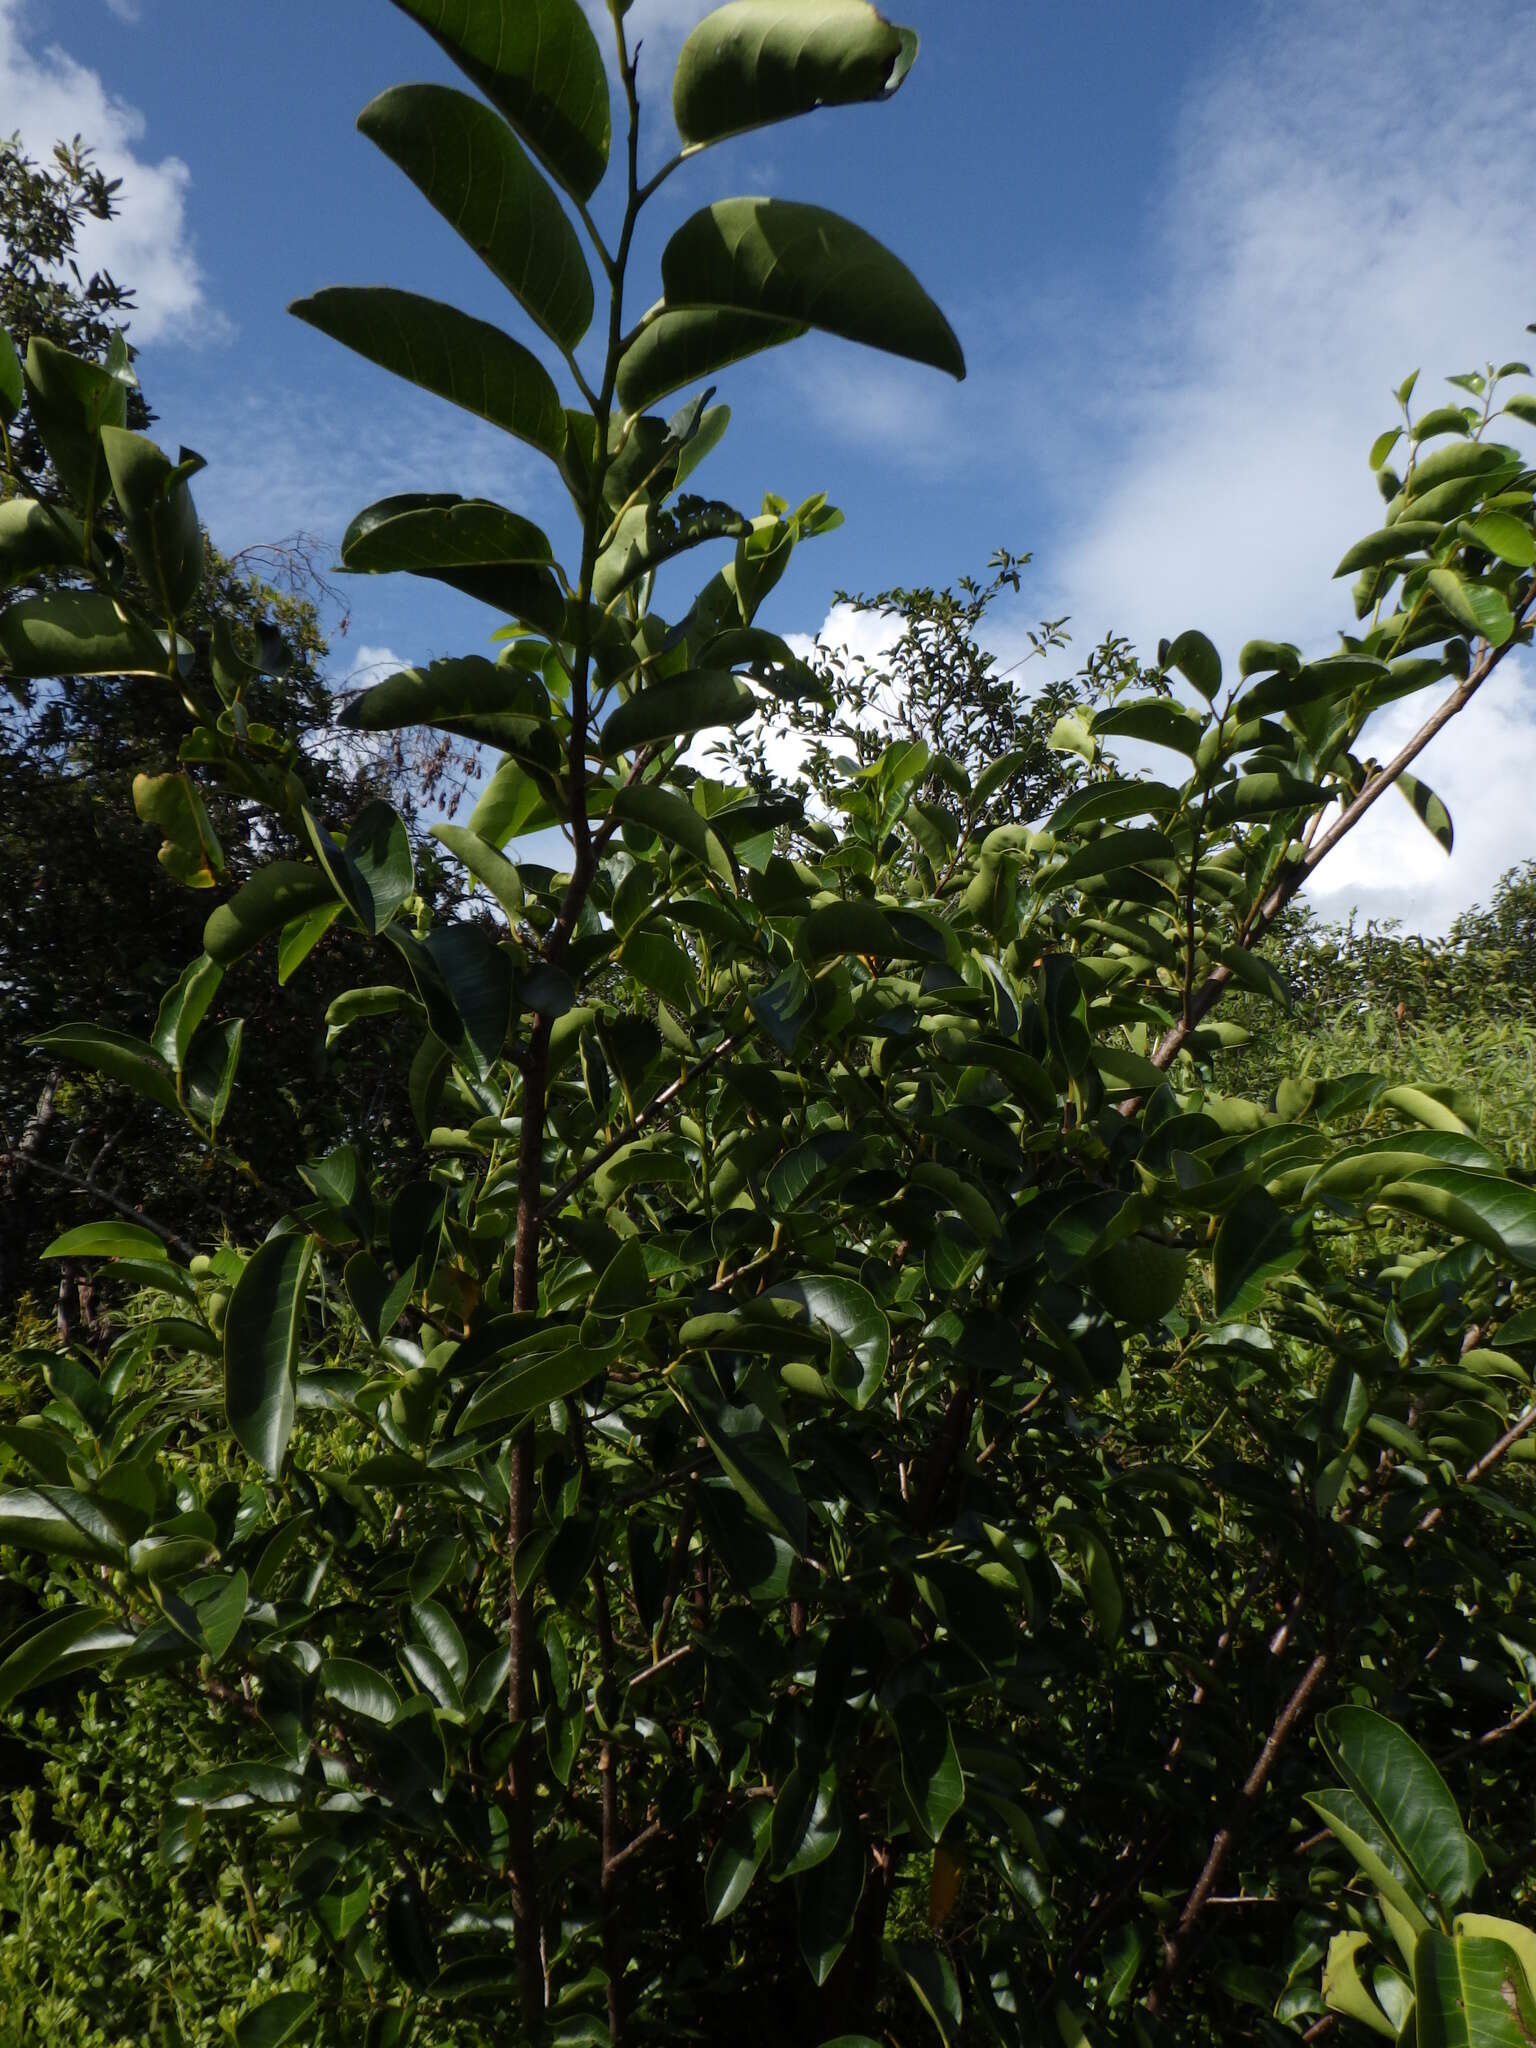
[101,0,139,21]
[1036,0,1536,930]
[0,0,212,343]
[781,0,1536,933]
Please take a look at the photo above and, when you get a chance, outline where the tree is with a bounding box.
[0,135,423,1322]
[3,7,1536,2046]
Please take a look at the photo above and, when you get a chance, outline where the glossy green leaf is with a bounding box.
[616,306,805,413]
[224,1232,313,1477]
[1054,1513,1124,1643]
[359,84,592,350]
[772,1763,842,1876]
[674,1,916,145]
[388,0,610,200]
[1165,627,1221,700]
[1319,1706,1486,1915]
[467,755,552,846]
[706,1799,772,1922]
[22,335,128,512]
[895,1697,964,1842]
[389,925,513,1079]
[613,783,735,886]
[1414,1932,1536,2047]
[234,1994,318,2048]
[42,1221,167,1261]
[1469,511,1536,568]
[1212,1185,1309,1314]
[1426,567,1515,646]
[1322,1932,1397,2038]
[1049,828,1175,891]
[0,590,170,679]
[1374,1168,1536,1271]
[894,1941,964,2046]
[621,926,698,1010]
[133,770,224,890]
[797,1808,866,1986]
[204,863,338,965]
[101,427,203,617]
[1397,769,1453,854]
[432,825,525,918]
[661,197,964,380]
[302,801,414,937]
[0,1489,126,1564]
[758,1274,889,1406]
[0,324,20,422]
[290,288,565,458]
[27,1023,180,1115]
[0,1609,134,1711]
[673,1359,808,1552]
[341,494,552,579]
[1334,520,1444,575]
[1090,698,1206,757]
[0,498,88,586]
[598,671,758,754]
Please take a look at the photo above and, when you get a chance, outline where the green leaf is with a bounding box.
[224,1232,314,1477]
[100,427,203,617]
[661,198,964,380]
[235,1994,317,2048]
[302,801,414,936]
[1048,828,1176,891]
[1090,698,1206,757]
[277,904,342,986]
[342,652,548,740]
[1408,437,1521,493]
[895,1697,965,1842]
[1053,1513,1124,1643]
[797,1808,867,1987]
[1318,1707,1486,1916]
[673,1359,808,1552]
[0,324,20,422]
[388,926,513,1079]
[1369,427,1403,470]
[42,1221,167,1261]
[457,1341,618,1432]
[204,863,339,966]
[621,927,699,1011]
[388,0,610,201]
[133,770,224,889]
[1322,1931,1397,2038]
[0,590,171,679]
[322,1658,402,1724]
[1414,1932,1536,2047]
[1213,1186,1308,1314]
[894,1941,964,2046]
[28,1023,179,1116]
[613,783,735,886]
[289,288,565,459]
[706,1799,773,1922]
[1041,954,1093,1079]
[1397,769,1453,853]
[1426,567,1515,646]
[599,671,758,754]
[1203,771,1330,826]
[0,498,88,586]
[674,1,916,145]
[1165,628,1221,700]
[1468,510,1536,569]
[0,1488,126,1563]
[1334,520,1444,576]
[758,1274,889,1407]
[467,755,553,846]
[432,825,526,917]
[0,1610,134,1711]
[616,307,806,413]
[358,84,592,351]
[22,336,128,513]
[341,494,552,579]
[1374,1168,1536,1271]
[773,1763,842,1876]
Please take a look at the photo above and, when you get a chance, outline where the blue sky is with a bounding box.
[5,0,1535,930]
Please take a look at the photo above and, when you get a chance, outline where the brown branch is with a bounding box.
[1143,589,1535,1077]
[5,1150,200,1261]
[1145,1650,1331,2016]
[537,1033,742,1224]
[1410,1401,1536,1544]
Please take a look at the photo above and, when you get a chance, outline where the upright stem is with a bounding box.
[502,15,650,2024]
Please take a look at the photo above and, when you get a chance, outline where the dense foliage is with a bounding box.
[5,6,1536,2046]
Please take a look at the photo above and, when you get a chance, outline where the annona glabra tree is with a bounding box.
[5,3,1536,2043]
